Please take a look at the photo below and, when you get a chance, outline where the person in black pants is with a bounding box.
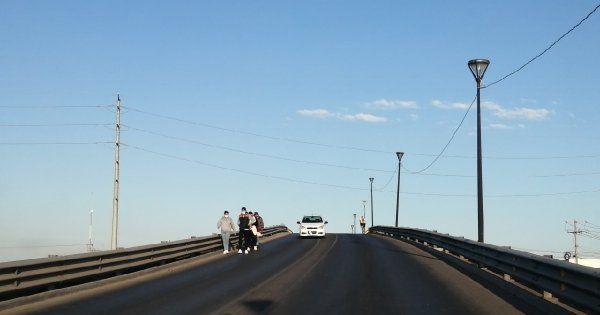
[237,207,251,254]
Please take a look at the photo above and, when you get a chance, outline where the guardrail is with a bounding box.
[370,226,600,314]
[0,225,291,302]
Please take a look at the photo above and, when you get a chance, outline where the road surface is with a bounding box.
[2,233,570,315]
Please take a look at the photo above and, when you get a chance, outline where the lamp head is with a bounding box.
[468,59,490,82]
[396,152,404,160]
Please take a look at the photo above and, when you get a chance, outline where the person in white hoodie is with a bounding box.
[217,210,236,254]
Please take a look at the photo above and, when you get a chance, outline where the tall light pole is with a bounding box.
[395,152,404,227]
[369,177,374,228]
[468,59,490,243]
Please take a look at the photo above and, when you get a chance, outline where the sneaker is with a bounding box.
[244,250,249,254]
[223,250,228,254]
[254,246,258,251]
[238,249,242,254]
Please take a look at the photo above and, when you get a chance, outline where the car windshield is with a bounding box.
[302,216,323,223]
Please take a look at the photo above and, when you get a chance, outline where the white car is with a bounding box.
[297,215,328,238]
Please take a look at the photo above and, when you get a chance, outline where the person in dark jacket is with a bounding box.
[237,207,252,254]
[255,211,265,233]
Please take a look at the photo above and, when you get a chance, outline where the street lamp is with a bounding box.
[395,152,404,227]
[468,58,490,243]
[369,177,374,228]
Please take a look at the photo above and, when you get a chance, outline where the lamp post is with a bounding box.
[468,59,490,243]
[369,177,374,228]
[395,152,404,227]
[353,213,357,234]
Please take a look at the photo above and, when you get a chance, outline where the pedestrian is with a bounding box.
[255,211,265,233]
[248,212,258,251]
[359,216,366,234]
[217,210,236,254]
[237,207,252,254]
[254,211,265,247]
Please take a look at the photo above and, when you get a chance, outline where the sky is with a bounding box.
[1,1,599,263]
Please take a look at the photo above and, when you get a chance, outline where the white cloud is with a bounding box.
[483,101,553,120]
[433,99,553,120]
[519,98,537,104]
[297,109,386,123]
[297,109,334,118]
[489,123,511,129]
[431,100,470,109]
[489,123,526,130]
[340,113,387,123]
[366,99,417,110]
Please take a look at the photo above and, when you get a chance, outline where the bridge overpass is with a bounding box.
[0,227,597,314]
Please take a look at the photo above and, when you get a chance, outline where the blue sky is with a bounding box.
[1,1,599,262]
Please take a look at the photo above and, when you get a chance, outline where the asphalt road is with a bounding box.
[2,233,564,315]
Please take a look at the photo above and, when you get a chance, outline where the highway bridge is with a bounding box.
[0,227,597,314]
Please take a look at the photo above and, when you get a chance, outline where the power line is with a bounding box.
[123,143,600,197]
[403,168,474,178]
[124,106,600,162]
[535,171,600,178]
[379,165,398,190]
[124,106,392,154]
[124,124,482,178]
[410,153,600,160]
[403,95,476,174]
[0,123,112,127]
[584,221,600,230]
[486,2,600,88]
[0,105,113,109]
[0,141,113,145]
[123,143,368,191]
[485,188,600,198]
[124,124,394,174]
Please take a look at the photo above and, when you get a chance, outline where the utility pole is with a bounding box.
[111,95,121,250]
[566,219,581,264]
[87,209,94,252]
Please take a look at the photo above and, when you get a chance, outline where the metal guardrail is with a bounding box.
[370,226,600,314]
[0,225,290,302]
